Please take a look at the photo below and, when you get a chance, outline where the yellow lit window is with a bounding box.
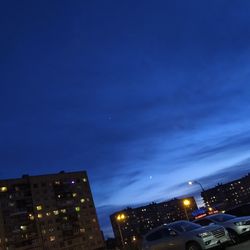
[72,193,77,197]
[46,212,51,216]
[36,205,42,211]
[60,209,66,213]
[49,236,56,242]
[0,187,8,192]
[80,198,85,203]
[53,210,59,215]
[83,178,87,182]
[20,225,27,231]
[75,207,80,212]
[37,214,43,219]
[28,214,35,220]
[80,228,85,233]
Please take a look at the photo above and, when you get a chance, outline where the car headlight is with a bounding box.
[234,221,247,226]
[197,232,213,238]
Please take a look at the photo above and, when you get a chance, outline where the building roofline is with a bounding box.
[110,196,195,217]
[0,170,87,182]
[201,172,250,193]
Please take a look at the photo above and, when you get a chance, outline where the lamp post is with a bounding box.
[188,180,209,207]
[188,181,205,192]
[183,199,190,221]
[35,215,45,250]
[116,213,126,249]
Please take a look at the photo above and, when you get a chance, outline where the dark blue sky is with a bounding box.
[1,0,250,236]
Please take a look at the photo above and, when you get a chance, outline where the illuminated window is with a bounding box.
[83,178,87,182]
[54,181,60,185]
[46,212,51,216]
[20,225,27,231]
[57,194,61,198]
[75,207,80,212]
[72,193,77,197]
[0,187,7,192]
[53,210,59,215]
[28,214,35,220]
[80,228,85,233]
[80,198,85,203]
[63,216,68,221]
[36,205,43,211]
[37,214,43,219]
[9,202,15,207]
[60,209,66,213]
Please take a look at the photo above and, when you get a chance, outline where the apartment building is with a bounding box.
[0,171,104,250]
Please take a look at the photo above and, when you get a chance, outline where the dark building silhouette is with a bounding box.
[105,238,118,250]
[110,197,197,248]
[201,173,250,211]
[0,171,104,250]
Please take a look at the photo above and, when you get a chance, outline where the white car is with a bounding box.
[142,220,231,250]
[194,214,250,244]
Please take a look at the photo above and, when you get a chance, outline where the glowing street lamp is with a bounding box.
[188,180,209,207]
[116,213,126,248]
[183,199,191,206]
[183,199,191,221]
[188,181,205,192]
[117,213,125,221]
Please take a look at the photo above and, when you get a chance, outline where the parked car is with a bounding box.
[142,220,231,250]
[226,203,250,217]
[194,213,250,244]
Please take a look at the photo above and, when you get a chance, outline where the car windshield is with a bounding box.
[210,214,236,222]
[170,222,201,232]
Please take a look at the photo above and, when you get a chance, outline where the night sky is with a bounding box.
[1,0,250,236]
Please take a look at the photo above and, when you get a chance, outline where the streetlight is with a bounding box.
[188,181,205,192]
[188,180,209,207]
[116,213,126,248]
[36,214,45,250]
[183,199,190,221]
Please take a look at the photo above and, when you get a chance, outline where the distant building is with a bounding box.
[105,238,118,250]
[201,173,250,211]
[0,171,104,250]
[110,197,197,248]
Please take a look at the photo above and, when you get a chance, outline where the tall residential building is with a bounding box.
[110,197,197,248]
[0,171,104,250]
[201,173,250,211]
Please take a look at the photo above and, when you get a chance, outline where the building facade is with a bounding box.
[0,171,104,250]
[201,173,250,211]
[110,197,197,248]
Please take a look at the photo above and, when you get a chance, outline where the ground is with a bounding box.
[227,240,250,250]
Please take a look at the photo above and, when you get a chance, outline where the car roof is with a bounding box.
[168,220,191,226]
[206,213,232,219]
[143,220,192,237]
[143,224,167,237]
